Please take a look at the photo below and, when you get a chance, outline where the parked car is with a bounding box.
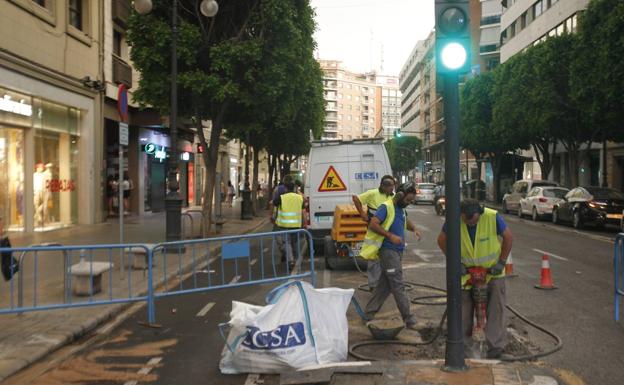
[552,186,624,229]
[414,183,436,205]
[518,186,569,221]
[502,180,560,214]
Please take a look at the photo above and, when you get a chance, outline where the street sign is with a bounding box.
[318,166,347,192]
[119,122,129,146]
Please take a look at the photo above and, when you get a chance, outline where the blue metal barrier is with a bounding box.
[0,243,151,315]
[0,229,315,326]
[146,229,315,324]
[615,233,624,321]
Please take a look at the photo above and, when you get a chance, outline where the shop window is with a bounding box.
[32,99,80,231]
[0,128,25,231]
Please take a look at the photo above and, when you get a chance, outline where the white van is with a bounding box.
[305,138,393,250]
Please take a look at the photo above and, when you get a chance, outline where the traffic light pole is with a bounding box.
[442,73,467,372]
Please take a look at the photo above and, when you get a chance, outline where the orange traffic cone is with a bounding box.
[535,254,557,290]
[505,253,518,277]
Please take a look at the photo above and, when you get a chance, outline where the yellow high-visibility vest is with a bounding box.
[460,207,504,288]
[276,192,303,228]
[358,189,394,218]
[359,199,405,260]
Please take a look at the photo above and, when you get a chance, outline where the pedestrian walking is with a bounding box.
[436,198,513,359]
[227,181,235,208]
[361,182,422,329]
[353,175,396,290]
[272,179,304,269]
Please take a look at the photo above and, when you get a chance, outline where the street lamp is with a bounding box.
[134,0,219,243]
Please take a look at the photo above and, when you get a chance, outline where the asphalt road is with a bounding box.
[9,205,624,385]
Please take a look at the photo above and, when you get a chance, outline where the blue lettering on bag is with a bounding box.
[242,322,306,350]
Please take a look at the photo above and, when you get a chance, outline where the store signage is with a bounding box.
[0,95,32,117]
[46,179,76,192]
[144,143,168,162]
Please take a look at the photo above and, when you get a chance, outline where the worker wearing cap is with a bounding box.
[436,198,513,359]
[352,175,396,290]
[361,182,422,330]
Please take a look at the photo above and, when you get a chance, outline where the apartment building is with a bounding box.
[375,75,401,141]
[318,60,379,140]
[500,0,586,62]
[0,0,103,232]
[478,0,503,71]
[399,31,445,183]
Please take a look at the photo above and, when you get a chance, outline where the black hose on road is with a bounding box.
[347,251,563,362]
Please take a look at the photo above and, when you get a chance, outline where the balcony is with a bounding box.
[113,55,133,88]
[325,114,338,122]
[113,0,131,27]
[480,15,501,26]
[325,93,337,101]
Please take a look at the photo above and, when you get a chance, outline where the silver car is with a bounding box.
[414,183,436,205]
[518,186,569,221]
[502,179,559,214]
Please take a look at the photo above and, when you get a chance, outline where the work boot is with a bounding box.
[404,315,418,330]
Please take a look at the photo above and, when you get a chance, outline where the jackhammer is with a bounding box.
[466,266,489,356]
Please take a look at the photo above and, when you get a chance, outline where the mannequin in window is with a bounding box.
[33,163,46,226]
[43,163,53,222]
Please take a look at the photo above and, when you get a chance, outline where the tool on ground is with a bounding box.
[535,254,557,290]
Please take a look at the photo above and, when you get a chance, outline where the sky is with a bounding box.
[310,0,435,76]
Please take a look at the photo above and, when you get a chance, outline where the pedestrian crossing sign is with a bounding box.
[318,166,347,192]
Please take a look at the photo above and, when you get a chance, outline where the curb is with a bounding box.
[0,217,270,383]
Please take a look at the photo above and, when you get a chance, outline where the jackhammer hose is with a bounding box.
[348,272,564,362]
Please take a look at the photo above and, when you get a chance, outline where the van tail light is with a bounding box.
[538,198,548,203]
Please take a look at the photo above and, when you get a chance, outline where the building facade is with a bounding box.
[399,31,445,183]
[375,75,401,141]
[318,60,379,140]
[0,0,103,232]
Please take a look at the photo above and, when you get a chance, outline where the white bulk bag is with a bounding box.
[219,280,354,374]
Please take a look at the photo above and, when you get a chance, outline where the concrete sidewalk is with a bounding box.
[0,200,271,382]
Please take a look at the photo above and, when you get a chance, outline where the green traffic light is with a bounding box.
[441,42,468,70]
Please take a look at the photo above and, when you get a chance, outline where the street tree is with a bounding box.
[127,0,320,231]
[572,0,624,186]
[384,136,422,178]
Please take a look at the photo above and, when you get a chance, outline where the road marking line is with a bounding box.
[404,262,446,269]
[229,275,241,284]
[244,373,262,385]
[533,248,569,261]
[196,302,215,317]
[124,357,162,385]
[250,258,258,266]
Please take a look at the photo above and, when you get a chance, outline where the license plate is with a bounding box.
[314,216,332,222]
[607,214,623,219]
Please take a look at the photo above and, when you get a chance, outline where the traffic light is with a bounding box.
[435,0,471,74]
[394,129,402,138]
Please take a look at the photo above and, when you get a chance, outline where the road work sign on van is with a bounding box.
[318,166,347,192]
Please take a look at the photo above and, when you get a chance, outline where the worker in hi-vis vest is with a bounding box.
[436,198,513,359]
[360,182,422,329]
[352,175,396,291]
[272,180,305,269]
